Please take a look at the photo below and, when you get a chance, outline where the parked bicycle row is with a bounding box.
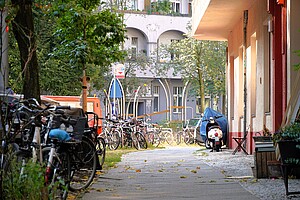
[0,98,105,199]
[98,116,202,149]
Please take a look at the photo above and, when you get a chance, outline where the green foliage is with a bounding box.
[151,0,172,14]
[3,158,46,200]
[273,122,300,143]
[50,0,126,67]
[157,33,227,111]
[0,0,5,8]
[8,0,126,95]
[38,0,125,95]
[120,50,155,94]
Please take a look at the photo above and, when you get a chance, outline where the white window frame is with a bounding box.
[131,37,138,59]
[153,86,159,112]
[173,86,183,113]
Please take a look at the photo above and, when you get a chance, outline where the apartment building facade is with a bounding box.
[118,0,201,123]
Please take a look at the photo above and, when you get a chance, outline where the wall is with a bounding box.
[227,0,271,153]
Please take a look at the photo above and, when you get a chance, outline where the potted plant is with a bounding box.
[253,124,272,143]
[273,122,300,165]
[272,122,300,195]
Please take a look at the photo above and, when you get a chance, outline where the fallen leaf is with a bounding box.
[144,160,147,162]
[250,179,258,183]
[190,170,197,173]
[136,169,141,173]
[158,169,164,172]
[96,188,105,192]
[96,171,104,175]
[180,175,187,178]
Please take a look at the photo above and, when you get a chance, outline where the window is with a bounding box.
[188,3,192,15]
[171,2,180,13]
[131,37,138,59]
[170,39,180,60]
[173,86,182,113]
[131,0,138,10]
[153,86,159,112]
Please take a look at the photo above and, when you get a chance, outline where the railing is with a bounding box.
[118,10,191,17]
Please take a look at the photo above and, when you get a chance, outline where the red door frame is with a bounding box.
[268,0,287,132]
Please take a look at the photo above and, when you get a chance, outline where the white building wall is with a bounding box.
[227,1,271,133]
[158,31,185,45]
[124,13,190,44]
[124,13,190,56]
[124,28,148,54]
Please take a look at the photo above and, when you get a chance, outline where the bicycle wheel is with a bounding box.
[164,131,174,145]
[158,131,166,144]
[96,137,106,167]
[136,132,147,149]
[184,130,193,145]
[176,131,183,145]
[147,131,159,147]
[152,132,160,147]
[108,130,120,150]
[132,132,146,150]
[69,136,97,191]
[43,146,70,200]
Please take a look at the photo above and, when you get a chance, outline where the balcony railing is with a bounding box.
[118,10,191,17]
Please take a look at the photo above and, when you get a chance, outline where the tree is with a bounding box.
[6,0,126,97]
[158,34,227,113]
[48,0,126,95]
[10,0,40,101]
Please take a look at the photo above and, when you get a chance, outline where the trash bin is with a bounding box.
[253,140,276,178]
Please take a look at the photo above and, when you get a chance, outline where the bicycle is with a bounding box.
[122,120,147,150]
[176,127,194,145]
[144,123,160,147]
[0,98,73,199]
[85,111,106,168]
[43,109,97,198]
[154,125,173,145]
[99,119,121,150]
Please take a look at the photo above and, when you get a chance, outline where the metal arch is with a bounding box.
[158,79,169,121]
[163,79,172,121]
[182,81,191,122]
[133,86,141,118]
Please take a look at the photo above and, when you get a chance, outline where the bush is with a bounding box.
[2,157,46,200]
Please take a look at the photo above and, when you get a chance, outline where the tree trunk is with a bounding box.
[195,42,205,113]
[11,0,40,102]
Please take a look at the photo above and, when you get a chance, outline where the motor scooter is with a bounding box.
[206,117,223,152]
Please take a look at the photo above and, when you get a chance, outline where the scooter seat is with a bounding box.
[208,125,220,131]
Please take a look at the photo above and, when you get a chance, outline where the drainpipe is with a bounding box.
[243,10,248,138]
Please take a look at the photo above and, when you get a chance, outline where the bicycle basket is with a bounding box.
[72,117,87,141]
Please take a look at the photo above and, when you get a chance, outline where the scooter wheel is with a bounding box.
[205,139,212,149]
[215,145,221,152]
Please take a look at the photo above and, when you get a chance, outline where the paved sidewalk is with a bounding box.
[81,146,259,200]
